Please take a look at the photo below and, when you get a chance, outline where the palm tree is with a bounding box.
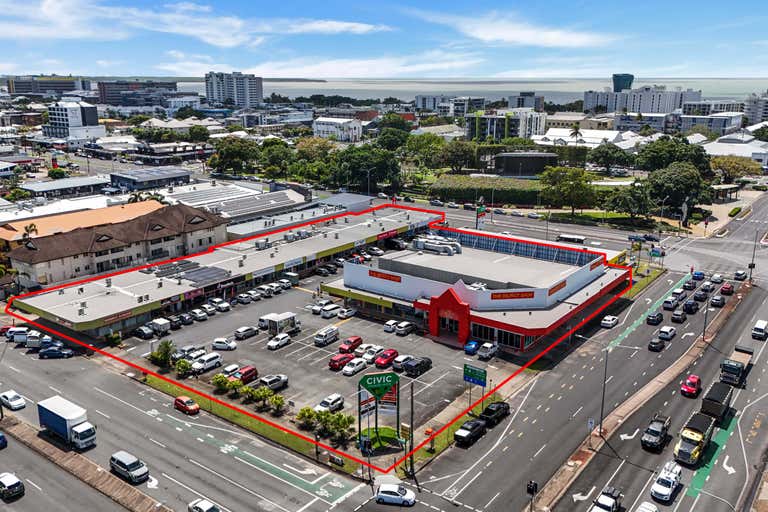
[570,122,583,139]
[127,192,146,203]
[22,223,38,241]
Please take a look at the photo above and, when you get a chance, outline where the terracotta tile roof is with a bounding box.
[8,204,226,265]
[0,201,165,242]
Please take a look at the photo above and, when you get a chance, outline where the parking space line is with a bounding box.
[413,371,450,397]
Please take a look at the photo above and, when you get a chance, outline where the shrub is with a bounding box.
[752,185,767,191]
[105,332,121,347]
[228,378,243,397]
[296,407,317,430]
[429,174,541,205]
[211,374,230,393]
[728,207,742,217]
[175,358,192,377]
[269,394,286,415]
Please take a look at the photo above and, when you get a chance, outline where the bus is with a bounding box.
[556,234,586,244]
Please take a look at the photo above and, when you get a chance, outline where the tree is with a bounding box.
[569,122,583,139]
[440,139,475,173]
[22,223,38,241]
[376,128,410,151]
[710,155,762,184]
[638,125,656,137]
[226,124,245,133]
[330,413,355,443]
[500,137,537,150]
[228,378,244,397]
[540,166,597,215]
[296,407,317,430]
[252,385,274,410]
[404,132,445,169]
[211,374,230,393]
[378,112,411,132]
[5,188,31,202]
[646,162,709,213]
[269,394,285,415]
[314,410,334,437]
[187,125,210,143]
[332,145,400,192]
[48,168,68,179]
[684,124,719,141]
[174,106,204,120]
[635,136,711,174]
[127,114,151,126]
[150,339,175,367]
[753,126,768,142]
[260,143,294,176]
[419,116,454,127]
[175,358,192,377]
[588,143,633,174]
[208,137,260,174]
[296,137,334,162]
[604,180,656,224]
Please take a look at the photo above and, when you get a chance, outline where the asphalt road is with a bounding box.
[0,341,364,512]
[557,284,768,512]
[0,433,121,511]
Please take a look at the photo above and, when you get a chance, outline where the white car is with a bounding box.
[190,309,207,321]
[384,320,398,333]
[509,210,523,217]
[188,498,221,512]
[711,273,724,284]
[342,358,367,376]
[650,461,682,502]
[375,484,416,506]
[214,301,231,312]
[392,354,414,371]
[277,279,293,289]
[236,293,252,304]
[0,472,24,499]
[311,299,332,315]
[314,393,344,412]
[246,290,262,301]
[377,192,388,199]
[635,502,659,512]
[200,304,216,316]
[527,212,543,219]
[359,251,372,261]
[601,315,619,328]
[267,333,291,350]
[354,343,374,357]
[0,390,25,410]
[338,308,357,319]
[211,338,237,351]
[362,345,385,364]
[659,326,677,340]
[220,363,240,377]
[368,247,385,256]
[208,298,225,307]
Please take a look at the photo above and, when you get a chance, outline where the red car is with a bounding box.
[174,396,200,415]
[681,374,701,397]
[339,336,363,354]
[375,349,399,368]
[329,353,355,371]
[720,283,734,295]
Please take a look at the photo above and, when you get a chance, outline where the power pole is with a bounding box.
[749,229,758,282]
[409,381,415,477]
[599,348,609,437]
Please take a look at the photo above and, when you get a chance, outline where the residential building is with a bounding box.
[744,90,768,125]
[584,85,702,113]
[612,73,634,92]
[437,97,485,117]
[682,100,743,116]
[415,94,455,111]
[614,113,675,133]
[97,80,177,105]
[508,92,544,111]
[42,101,106,140]
[465,109,547,141]
[680,112,743,136]
[205,72,263,108]
[6,75,91,96]
[8,203,228,286]
[531,128,623,149]
[165,95,202,116]
[312,117,362,142]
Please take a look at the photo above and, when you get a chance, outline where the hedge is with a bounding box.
[429,174,541,205]
[753,185,767,191]
[728,207,742,217]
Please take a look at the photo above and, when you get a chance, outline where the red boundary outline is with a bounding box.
[4,203,632,474]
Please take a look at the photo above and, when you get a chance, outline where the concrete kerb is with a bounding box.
[529,281,751,511]
[0,414,173,512]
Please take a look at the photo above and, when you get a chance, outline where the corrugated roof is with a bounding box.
[21,175,111,193]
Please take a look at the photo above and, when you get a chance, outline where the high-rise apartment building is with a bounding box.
[584,85,701,113]
[744,90,768,125]
[205,72,263,108]
[465,109,547,141]
[681,100,743,116]
[508,92,544,111]
[414,94,455,111]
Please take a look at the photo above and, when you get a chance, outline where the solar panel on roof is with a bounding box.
[182,266,230,287]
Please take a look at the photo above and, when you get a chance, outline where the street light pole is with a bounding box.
[749,229,758,282]
[659,195,669,238]
[599,347,610,437]
[702,301,710,344]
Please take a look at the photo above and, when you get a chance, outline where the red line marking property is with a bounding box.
[5,203,631,475]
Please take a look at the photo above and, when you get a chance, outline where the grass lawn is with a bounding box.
[360,426,401,451]
[626,263,665,299]
[144,375,360,475]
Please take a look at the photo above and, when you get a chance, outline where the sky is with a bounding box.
[1,0,768,78]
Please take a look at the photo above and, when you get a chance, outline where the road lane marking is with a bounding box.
[95,409,111,419]
[149,438,166,449]
[532,444,546,459]
[484,491,501,509]
[25,479,42,491]
[161,473,232,512]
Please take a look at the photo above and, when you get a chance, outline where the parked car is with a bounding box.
[711,295,726,307]
[190,309,208,321]
[311,299,332,315]
[179,313,194,325]
[168,315,183,329]
[392,354,414,371]
[681,374,702,397]
[220,364,239,378]
[646,312,663,325]
[362,345,385,364]
[212,338,237,351]
[403,357,432,377]
[339,336,363,354]
[464,340,480,355]
[191,353,222,374]
[267,333,291,350]
[133,326,154,340]
[228,365,257,384]
[236,293,252,304]
[200,304,217,316]
[478,402,511,427]
[711,273,724,284]
[259,374,288,391]
[329,353,355,371]
[601,315,619,328]
[174,396,200,415]
[342,358,367,376]
[700,281,715,292]
[368,247,385,256]
[692,271,705,280]
[316,267,330,277]
[395,321,415,336]
[734,270,748,281]
[375,349,399,368]
[214,301,231,312]
[246,290,262,301]
[527,212,542,219]
[453,419,487,446]
[171,345,197,363]
[354,343,374,357]
[693,289,708,302]
[720,282,734,295]
[659,326,677,340]
[333,257,346,267]
[314,393,344,412]
[234,326,257,340]
[39,346,74,359]
[375,484,416,506]
[0,390,25,410]
[383,320,398,332]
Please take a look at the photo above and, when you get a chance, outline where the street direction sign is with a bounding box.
[463,364,487,387]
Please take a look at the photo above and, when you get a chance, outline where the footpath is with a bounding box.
[0,414,173,512]
[528,280,752,511]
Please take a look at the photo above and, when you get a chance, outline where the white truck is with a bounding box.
[24,330,52,349]
[477,342,498,360]
[589,487,623,512]
[37,396,97,449]
[149,318,171,336]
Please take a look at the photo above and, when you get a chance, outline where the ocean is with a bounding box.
[177,78,768,103]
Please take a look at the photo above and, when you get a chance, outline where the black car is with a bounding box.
[683,280,697,291]
[711,295,726,307]
[39,347,75,359]
[178,313,194,325]
[648,338,665,352]
[453,419,487,446]
[133,326,154,339]
[403,196,415,203]
[628,234,645,242]
[323,264,338,274]
[643,233,660,242]
[429,199,444,207]
[640,413,670,450]
[683,299,699,314]
[168,315,182,329]
[478,402,511,426]
[734,270,748,281]
[671,309,687,323]
[646,312,663,325]
[39,339,63,350]
[693,289,708,302]
[403,357,432,377]
[463,203,475,211]
[316,267,330,277]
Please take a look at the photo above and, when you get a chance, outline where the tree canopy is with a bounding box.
[710,155,763,183]
[440,139,475,173]
[376,127,410,151]
[187,125,210,142]
[174,105,204,120]
[635,136,710,173]
[752,126,768,142]
[603,180,655,223]
[332,145,400,193]
[646,161,709,213]
[540,166,596,215]
[587,143,633,173]
[404,132,445,169]
[378,112,411,132]
[295,137,334,162]
[207,137,260,174]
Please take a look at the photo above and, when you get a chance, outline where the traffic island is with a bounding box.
[0,414,173,512]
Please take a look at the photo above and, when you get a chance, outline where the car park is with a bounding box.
[683,300,699,314]
[659,326,676,340]
[200,304,217,316]
[454,419,487,446]
[362,345,385,364]
[478,402,511,426]
[720,282,734,295]
[375,484,416,506]
[404,357,432,377]
[339,336,363,353]
[711,273,724,283]
[234,326,257,340]
[0,390,25,410]
[192,353,222,374]
[321,304,341,318]
[342,358,367,376]
[681,374,701,397]
[246,290,262,301]
[314,393,344,412]
[188,498,221,512]
[338,307,357,319]
[354,343,374,357]
[601,315,619,328]
[375,349,399,368]
[311,299,331,315]
[314,325,339,347]
[39,346,74,359]
[734,270,747,281]
[392,354,414,371]
[171,345,197,363]
[229,365,257,384]
[190,309,208,321]
[395,321,415,335]
[464,340,480,355]
[0,472,25,499]
[384,320,398,332]
[259,374,288,391]
[329,353,355,371]
[267,333,291,350]
[236,293,252,304]
[711,295,725,307]
[174,396,200,415]
[212,338,237,351]
[693,289,708,302]
[671,310,687,323]
[110,450,149,483]
[648,338,665,352]
[186,348,207,362]
[646,312,663,325]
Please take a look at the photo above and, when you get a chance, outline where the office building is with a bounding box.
[415,95,455,111]
[437,97,485,117]
[680,112,743,136]
[97,80,177,105]
[612,74,634,92]
[508,92,544,111]
[312,117,362,142]
[41,101,106,140]
[465,109,547,141]
[584,85,702,114]
[6,75,91,96]
[205,72,263,108]
[682,100,743,116]
[744,90,768,125]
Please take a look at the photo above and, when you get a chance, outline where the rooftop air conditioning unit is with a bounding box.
[144,294,149,301]
[157,279,163,288]
[78,308,85,316]
[80,301,87,308]
[138,296,143,303]
[77,287,84,294]
[58,289,64,295]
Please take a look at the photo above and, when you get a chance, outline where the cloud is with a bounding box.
[156,49,484,78]
[410,9,615,48]
[0,0,390,47]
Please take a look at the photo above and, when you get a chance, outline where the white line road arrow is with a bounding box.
[283,463,318,476]
[682,332,695,339]
[667,279,674,285]
[620,428,639,441]
[645,298,652,304]
[147,476,158,489]
[723,455,736,475]
[572,486,596,502]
